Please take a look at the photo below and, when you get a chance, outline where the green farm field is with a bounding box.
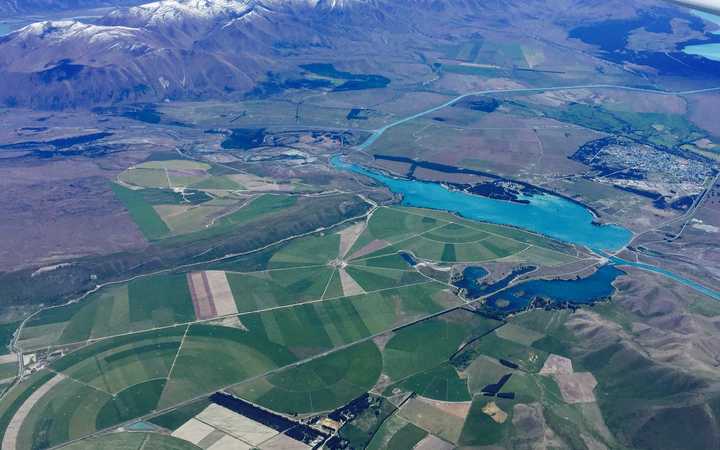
[227,266,335,312]
[266,232,341,269]
[380,311,499,402]
[230,340,382,414]
[19,210,493,352]
[160,281,459,408]
[111,184,171,241]
[0,363,16,381]
[366,413,427,450]
[115,183,299,242]
[457,396,513,446]
[156,323,297,408]
[390,363,470,402]
[347,207,580,267]
[119,168,170,189]
[18,274,195,349]
[61,432,201,450]
[113,158,304,242]
[0,327,189,449]
[3,274,462,448]
[382,317,473,382]
[344,266,426,292]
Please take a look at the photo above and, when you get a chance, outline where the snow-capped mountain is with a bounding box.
[100,0,260,39]
[108,0,255,25]
[0,21,157,72]
[0,0,394,108]
[0,0,683,109]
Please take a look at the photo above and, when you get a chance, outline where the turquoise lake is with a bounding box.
[683,11,720,62]
[332,156,633,251]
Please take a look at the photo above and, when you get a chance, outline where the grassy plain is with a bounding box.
[214,195,297,228]
[527,102,707,150]
[119,168,170,189]
[453,330,548,374]
[0,362,16,380]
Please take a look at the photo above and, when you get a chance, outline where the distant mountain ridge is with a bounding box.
[0,0,699,109]
[0,0,421,108]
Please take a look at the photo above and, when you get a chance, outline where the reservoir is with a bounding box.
[454,266,535,299]
[682,11,720,62]
[485,265,625,314]
[332,156,632,251]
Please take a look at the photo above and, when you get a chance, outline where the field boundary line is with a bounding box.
[400,207,579,259]
[137,434,150,450]
[346,264,424,273]
[320,268,338,300]
[46,368,113,397]
[382,221,453,248]
[163,324,191,388]
[19,280,439,354]
[223,263,328,275]
[163,168,172,189]
[416,234,492,245]
[192,414,256,447]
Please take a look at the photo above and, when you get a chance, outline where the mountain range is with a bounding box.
[0,0,709,109]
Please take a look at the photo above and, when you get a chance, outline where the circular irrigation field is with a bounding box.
[231,340,383,415]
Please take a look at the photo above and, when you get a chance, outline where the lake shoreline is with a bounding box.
[333,155,632,251]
